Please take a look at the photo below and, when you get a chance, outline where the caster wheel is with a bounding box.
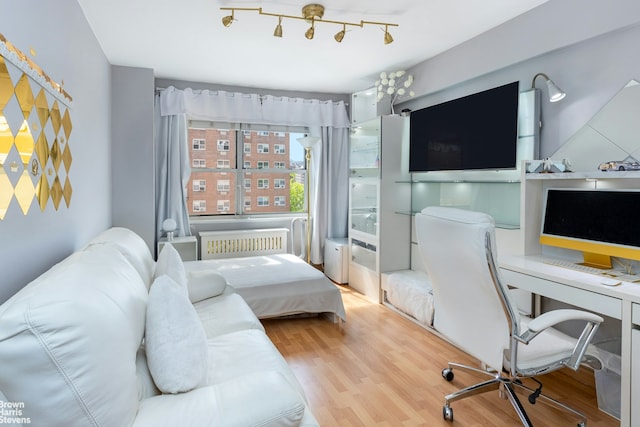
[577,422,586,427]
[443,405,454,421]
[442,368,454,382]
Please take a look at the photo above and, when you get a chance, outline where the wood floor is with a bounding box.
[262,286,619,426]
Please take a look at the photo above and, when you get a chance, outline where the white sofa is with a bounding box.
[0,227,319,427]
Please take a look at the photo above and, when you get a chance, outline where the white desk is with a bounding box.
[500,255,640,426]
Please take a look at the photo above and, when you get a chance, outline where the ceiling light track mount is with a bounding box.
[220,4,398,44]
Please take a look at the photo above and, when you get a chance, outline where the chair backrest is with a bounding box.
[415,206,519,371]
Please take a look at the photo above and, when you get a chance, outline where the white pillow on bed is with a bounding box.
[187,270,227,303]
[154,243,187,287]
[145,275,208,394]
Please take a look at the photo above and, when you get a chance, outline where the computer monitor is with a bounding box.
[540,188,640,268]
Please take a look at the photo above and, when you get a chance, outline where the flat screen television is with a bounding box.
[540,188,640,268]
[409,81,520,172]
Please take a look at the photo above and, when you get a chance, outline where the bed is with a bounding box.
[184,254,346,322]
[382,269,434,328]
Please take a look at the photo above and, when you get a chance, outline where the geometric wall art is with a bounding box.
[0,33,73,220]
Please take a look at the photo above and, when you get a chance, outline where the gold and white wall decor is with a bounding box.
[0,33,72,220]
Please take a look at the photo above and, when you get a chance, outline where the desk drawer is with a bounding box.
[501,269,622,319]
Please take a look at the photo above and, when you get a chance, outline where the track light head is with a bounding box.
[305,21,315,39]
[273,16,283,37]
[383,26,393,44]
[334,24,346,43]
[222,12,234,27]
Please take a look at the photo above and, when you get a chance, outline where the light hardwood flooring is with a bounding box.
[262,286,619,426]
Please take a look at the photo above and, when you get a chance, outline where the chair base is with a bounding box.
[442,362,587,427]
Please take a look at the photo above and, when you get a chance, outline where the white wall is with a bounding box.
[0,0,112,302]
[112,65,155,254]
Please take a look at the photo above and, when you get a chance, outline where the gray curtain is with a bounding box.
[155,95,191,240]
[310,126,350,264]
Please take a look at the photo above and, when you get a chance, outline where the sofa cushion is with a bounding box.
[0,244,148,427]
[146,275,208,394]
[207,329,307,400]
[187,269,227,303]
[85,226,156,288]
[132,372,305,427]
[194,292,265,338]
[154,243,187,287]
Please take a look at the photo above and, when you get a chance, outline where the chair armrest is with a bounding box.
[517,309,603,371]
[133,371,306,427]
[526,309,603,333]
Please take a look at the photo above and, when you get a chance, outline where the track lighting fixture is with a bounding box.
[220,4,398,44]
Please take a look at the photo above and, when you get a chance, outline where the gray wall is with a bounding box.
[399,0,640,158]
[0,0,112,303]
[111,66,156,253]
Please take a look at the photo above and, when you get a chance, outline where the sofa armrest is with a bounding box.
[133,371,307,427]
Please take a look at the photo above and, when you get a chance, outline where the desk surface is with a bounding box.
[500,255,640,306]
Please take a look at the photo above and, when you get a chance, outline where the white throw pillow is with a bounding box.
[186,270,227,303]
[145,275,208,394]
[154,243,187,287]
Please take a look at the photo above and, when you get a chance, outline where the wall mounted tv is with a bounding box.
[409,81,520,172]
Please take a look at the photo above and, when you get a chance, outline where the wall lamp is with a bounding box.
[531,72,566,102]
[220,4,398,44]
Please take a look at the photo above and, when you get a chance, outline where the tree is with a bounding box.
[290,173,304,212]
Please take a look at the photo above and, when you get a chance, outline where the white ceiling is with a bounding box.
[77,0,549,94]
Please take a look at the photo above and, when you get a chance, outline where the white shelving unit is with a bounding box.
[348,115,411,302]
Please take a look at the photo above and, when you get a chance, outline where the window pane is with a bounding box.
[187,125,307,216]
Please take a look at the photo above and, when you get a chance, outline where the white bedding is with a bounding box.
[385,270,434,326]
[184,254,346,321]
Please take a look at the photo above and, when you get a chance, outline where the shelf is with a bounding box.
[399,179,520,184]
[396,210,518,230]
[525,170,640,180]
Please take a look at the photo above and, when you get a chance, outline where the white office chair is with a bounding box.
[415,206,603,426]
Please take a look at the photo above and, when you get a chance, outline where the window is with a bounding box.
[217,140,230,151]
[217,200,231,212]
[193,200,206,212]
[193,139,205,150]
[186,125,307,216]
[193,180,206,192]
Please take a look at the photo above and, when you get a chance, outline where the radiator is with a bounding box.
[199,228,289,260]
